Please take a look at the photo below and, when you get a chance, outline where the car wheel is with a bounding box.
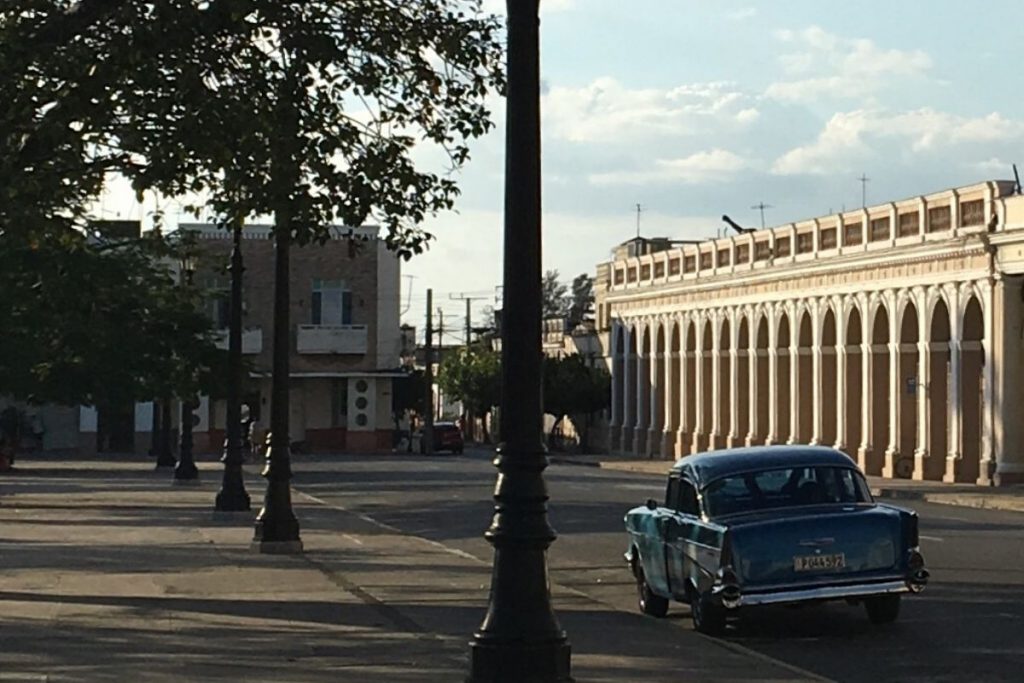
[634,565,669,618]
[690,588,727,635]
[865,594,901,625]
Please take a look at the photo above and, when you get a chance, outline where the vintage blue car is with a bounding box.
[624,446,929,634]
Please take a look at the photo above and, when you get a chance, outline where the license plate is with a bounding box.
[793,553,846,571]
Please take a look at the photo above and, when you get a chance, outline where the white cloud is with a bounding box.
[543,78,755,143]
[772,108,1024,175]
[766,26,933,102]
[589,149,752,186]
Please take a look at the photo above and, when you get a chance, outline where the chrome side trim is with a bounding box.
[728,580,913,608]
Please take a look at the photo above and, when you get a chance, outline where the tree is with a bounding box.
[567,273,594,327]
[1,1,506,250]
[0,226,226,408]
[542,269,569,319]
[437,346,500,442]
[542,354,610,451]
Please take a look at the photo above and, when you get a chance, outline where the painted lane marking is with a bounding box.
[920,534,944,542]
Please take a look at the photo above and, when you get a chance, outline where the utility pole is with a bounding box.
[450,293,491,346]
[423,289,434,455]
[751,202,772,230]
[858,173,870,208]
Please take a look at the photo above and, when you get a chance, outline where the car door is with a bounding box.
[635,476,679,597]
[663,474,702,600]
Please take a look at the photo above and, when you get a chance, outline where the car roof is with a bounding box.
[671,446,857,487]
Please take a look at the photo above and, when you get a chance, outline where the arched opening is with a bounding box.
[623,328,638,451]
[612,324,626,451]
[685,320,697,453]
[776,314,792,443]
[736,316,750,446]
[699,319,713,452]
[868,306,890,476]
[717,316,732,449]
[961,296,984,483]
[821,308,838,446]
[929,299,951,480]
[636,327,651,454]
[755,316,770,444]
[898,301,919,477]
[797,311,814,443]
[845,308,863,458]
[668,321,681,457]
[652,325,666,457]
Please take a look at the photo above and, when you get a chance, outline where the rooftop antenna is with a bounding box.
[858,173,870,208]
[635,203,644,239]
[1013,163,1022,195]
[750,202,772,230]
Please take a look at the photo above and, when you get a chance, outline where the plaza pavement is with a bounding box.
[1,455,832,683]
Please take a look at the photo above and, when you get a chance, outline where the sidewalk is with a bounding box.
[1,456,828,682]
[548,453,1024,514]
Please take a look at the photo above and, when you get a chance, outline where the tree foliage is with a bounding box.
[568,273,594,326]
[0,228,226,406]
[437,345,500,427]
[542,354,610,450]
[542,269,569,319]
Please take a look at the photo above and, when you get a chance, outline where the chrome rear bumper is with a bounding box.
[716,579,919,609]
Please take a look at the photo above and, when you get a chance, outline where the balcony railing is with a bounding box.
[213,327,263,355]
[296,324,368,354]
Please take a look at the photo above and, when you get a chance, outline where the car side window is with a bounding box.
[678,479,700,516]
[665,477,681,508]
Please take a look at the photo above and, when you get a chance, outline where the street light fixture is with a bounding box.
[215,218,251,513]
[174,247,200,484]
[468,2,572,681]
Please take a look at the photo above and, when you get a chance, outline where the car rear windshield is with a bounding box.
[702,466,872,517]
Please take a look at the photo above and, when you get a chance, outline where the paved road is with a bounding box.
[291,448,1024,683]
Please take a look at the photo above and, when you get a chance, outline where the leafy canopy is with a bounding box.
[437,346,500,418]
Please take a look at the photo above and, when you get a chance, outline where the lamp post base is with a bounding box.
[251,539,304,555]
[467,638,573,683]
[215,487,251,513]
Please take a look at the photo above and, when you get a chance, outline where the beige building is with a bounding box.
[75,223,404,455]
[594,180,1024,486]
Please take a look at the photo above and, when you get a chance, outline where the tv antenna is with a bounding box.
[1013,163,1022,195]
[858,173,870,207]
[750,202,772,230]
[634,203,644,239]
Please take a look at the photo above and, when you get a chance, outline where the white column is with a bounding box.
[634,329,647,455]
[693,343,704,453]
[811,301,823,445]
[711,314,722,447]
[980,280,996,484]
[835,301,848,450]
[622,327,634,452]
[648,346,660,456]
[663,341,676,455]
[678,319,689,445]
[609,322,621,433]
[913,335,931,479]
[945,287,962,482]
[766,309,779,445]
[788,331,799,445]
[858,338,873,470]
[746,312,759,446]
[884,301,901,475]
[728,310,740,445]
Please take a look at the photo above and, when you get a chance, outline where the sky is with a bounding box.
[95,1,1024,344]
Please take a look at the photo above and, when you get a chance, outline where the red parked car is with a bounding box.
[419,422,465,454]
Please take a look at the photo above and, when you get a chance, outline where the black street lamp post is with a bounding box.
[174,250,200,483]
[215,218,251,513]
[468,2,572,682]
[155,400,175,468]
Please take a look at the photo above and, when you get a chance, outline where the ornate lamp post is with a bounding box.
[215,218,251,513]
[468,2,572,681]
[174,249,200,484]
